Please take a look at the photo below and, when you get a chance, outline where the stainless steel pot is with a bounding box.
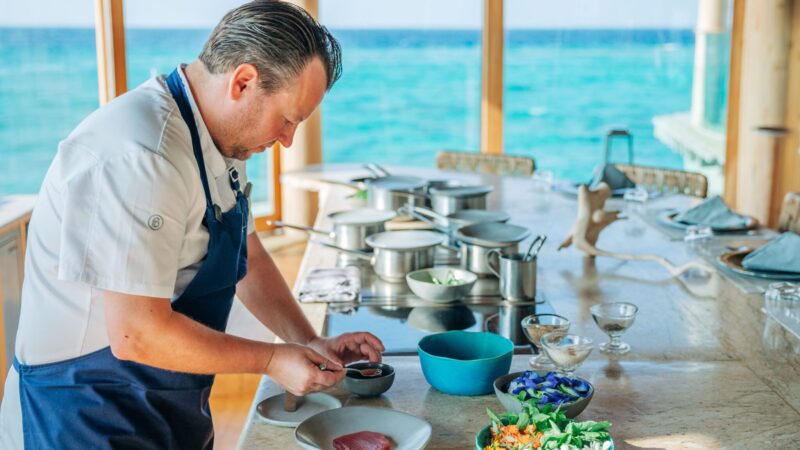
[402,205,510,233]
[366,176,427,212]
[272,208,396,251]
[427,185,493,216]
[444,222,531,277]
[312,230,445,282]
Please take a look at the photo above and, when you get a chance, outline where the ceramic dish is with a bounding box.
[717,249,800,281]
[344,362,395,398]
[418,331,513,396]
[294,406,432,450]
[256,392,342,428]
[406,267,477,303]
[492,371,594,419]
[475,419,614,450]
[657,209,759,232]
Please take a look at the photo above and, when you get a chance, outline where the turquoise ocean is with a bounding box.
[0,28,700,198]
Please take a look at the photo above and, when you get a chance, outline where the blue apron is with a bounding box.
[14,68,249,449]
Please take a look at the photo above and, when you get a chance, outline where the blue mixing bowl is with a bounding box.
[417,331,513,396]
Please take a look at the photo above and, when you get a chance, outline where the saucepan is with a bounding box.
[271,208,396,251]
[312,230,445,282]
[400,205,510,234]
[443,223,531,277]
[393,184,493,217]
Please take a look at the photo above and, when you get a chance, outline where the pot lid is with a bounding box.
[366,175,427,191]
[429,185,493,198]
[454,222,530,247]
[447,209,510,225]
[328,208,396,225]
[366,230,445,250]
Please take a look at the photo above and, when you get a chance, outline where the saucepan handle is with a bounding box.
[487,248,502,278]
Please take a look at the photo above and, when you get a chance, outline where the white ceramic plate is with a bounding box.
[256,392,342,428]
[294,406,432,450]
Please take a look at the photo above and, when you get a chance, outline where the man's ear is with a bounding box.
[228,64,259,101]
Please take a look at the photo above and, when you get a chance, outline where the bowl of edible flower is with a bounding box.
[406,267,477,303]
[494,371,594,418]
[476,402,612,450]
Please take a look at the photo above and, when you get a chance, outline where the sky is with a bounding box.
[0,0,699,29]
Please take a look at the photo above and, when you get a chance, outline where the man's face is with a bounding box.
[219,58,327,160]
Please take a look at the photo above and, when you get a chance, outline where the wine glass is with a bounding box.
[539,332,593,376]
[590,302,638,355]
[520,314,570,369]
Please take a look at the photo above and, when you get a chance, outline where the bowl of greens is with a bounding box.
[476,403,613,450]
[406,267,477,303]
[494,371,594,419]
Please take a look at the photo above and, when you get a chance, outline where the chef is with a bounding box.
[0,1,384,448]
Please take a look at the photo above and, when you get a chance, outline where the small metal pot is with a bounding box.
[446,222,531,277]
[272,209,396,251]
[366,176,428,212]
[313,230,445,283]
[428,185,493,216]
[403,205,510,234]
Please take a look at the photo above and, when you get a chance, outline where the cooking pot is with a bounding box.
[271,208,396,251]
[444,223,531,277]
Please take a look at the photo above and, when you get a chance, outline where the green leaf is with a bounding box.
[516,412,530,429]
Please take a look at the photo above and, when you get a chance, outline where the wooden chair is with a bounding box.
[778,192,800,234]
[613,163,709,198]
[435,151,535,177]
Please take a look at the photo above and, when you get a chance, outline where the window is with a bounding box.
[504,0,724,187]
[0,2,98,194]
[320,0,482,167]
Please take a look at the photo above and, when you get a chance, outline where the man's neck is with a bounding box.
[182,61,226,154]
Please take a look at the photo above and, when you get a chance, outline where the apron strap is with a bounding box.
[166,68,214,210]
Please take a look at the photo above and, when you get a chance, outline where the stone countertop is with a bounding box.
[238,164,800,449]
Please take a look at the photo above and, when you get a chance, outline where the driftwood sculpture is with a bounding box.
[559,183,709,277]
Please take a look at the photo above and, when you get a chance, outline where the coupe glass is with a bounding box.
[590,302,638,355]
[539,332,593,376]
[521,314,570,369]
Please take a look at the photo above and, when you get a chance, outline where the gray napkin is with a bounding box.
[742,232,800,274]
[589,164,635,191]
[673,195,751,229]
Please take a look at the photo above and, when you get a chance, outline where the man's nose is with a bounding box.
[278,123,299,148]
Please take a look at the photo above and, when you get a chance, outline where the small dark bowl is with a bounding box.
[344,362,396,397]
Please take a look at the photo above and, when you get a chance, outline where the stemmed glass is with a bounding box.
[539,332,593,376]
[590,302,638,355]
[521,314,570,369]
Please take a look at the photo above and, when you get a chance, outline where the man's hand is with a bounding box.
[308,332,385,366]
[265,343,345,396]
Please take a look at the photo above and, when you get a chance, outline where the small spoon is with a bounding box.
[318,364,383,377]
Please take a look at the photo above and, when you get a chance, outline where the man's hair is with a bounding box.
[199,0,342,93]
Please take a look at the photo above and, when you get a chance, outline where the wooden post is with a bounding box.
[481,0,503,154]
[769,0,800,225]
[94,0,127,104]
[281,0,321,232]
[733,0,791,224]
[723,0,745,205]
[691,0,726,127]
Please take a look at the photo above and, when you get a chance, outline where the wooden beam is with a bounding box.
[733,0,791,224]
[723,0,745,205]
[770,0,800,225]
[94,0,127,105]
[481,0,504,154]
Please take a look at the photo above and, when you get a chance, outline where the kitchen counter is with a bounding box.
[237,165,800,449]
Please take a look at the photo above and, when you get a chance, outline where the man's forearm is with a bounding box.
[236,232,318,345]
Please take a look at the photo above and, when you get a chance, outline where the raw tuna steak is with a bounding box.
[332,430,392,450]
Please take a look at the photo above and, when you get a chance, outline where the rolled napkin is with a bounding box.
[588,164,635,191]
[673,195,752,229]
[742,232,800,274]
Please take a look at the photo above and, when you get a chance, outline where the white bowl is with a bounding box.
[406,268,477,303]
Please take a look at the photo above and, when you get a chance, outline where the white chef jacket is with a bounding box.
[0,65,255,449]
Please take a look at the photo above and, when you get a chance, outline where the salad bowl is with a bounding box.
[493,371,594,419]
